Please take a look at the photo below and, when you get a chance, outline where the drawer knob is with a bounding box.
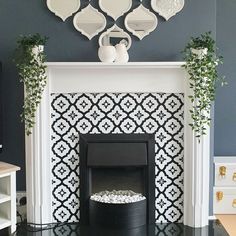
[233,173,236,181]
[233,199,236,208]
[219,166,226,177]
[216,191,223,201]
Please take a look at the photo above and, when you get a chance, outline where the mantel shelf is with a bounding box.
[46,61,186,69]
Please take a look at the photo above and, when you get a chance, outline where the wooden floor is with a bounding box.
[216,215,236,236]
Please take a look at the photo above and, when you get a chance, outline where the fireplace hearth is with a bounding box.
[79,134,155,228]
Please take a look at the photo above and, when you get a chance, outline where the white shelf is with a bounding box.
[0,216,11,230]
[0,193,11,204]
[0,162,20,233]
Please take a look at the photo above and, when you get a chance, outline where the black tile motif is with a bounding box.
[51,93,184,223]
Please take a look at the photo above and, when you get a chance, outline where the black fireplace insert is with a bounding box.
[79,134,155,228]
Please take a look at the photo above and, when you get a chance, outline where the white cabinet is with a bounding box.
[214,157,236,214]
[0,162,20,234]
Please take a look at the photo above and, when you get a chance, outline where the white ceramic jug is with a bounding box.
[98,46,116,63]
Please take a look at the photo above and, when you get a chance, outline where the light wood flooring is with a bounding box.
[216,215,236,236]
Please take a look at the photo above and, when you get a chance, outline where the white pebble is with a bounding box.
[90,190,146,204]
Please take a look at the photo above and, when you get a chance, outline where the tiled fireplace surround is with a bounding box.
[25,62,210,228]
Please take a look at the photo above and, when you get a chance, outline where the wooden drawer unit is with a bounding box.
[214,157,236,214]
[214,187,236,214]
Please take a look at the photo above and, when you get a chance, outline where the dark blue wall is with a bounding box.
[215,0,236,156]
[0,0,216,192]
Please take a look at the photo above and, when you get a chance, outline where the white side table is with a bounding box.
[0,162,20,234]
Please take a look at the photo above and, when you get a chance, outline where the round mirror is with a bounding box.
[99,25,132,50]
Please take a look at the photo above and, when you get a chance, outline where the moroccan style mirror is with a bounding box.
[151,0,185,21]
[47,0,81,21]
[125,5,158,40]
[99,0,132,20]
[99,25,132,50]
[73,5,106,40]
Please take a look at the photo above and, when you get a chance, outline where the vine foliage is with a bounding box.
[183,32,226,140]
[14,34,48,135]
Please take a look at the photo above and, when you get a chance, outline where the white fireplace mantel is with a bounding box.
[25,62,210,229]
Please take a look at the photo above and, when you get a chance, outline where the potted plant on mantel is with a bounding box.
[14,33,48,135]
[183,32,226,141]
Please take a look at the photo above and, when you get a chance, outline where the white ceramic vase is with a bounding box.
[115,43,129,63]
[98,46,116,63]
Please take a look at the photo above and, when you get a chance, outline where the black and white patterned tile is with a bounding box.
[51,93,184,223]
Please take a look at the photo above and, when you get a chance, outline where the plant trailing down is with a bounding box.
[183,32,226,140]
[14,33,48,135]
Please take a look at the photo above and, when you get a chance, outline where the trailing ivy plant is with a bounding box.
[14,33,48,135]
[183,32,226,141]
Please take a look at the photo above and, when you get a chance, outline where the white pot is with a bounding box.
[191,48,208,59]
[32,45,44,57]
[98,46,116,63]
[115,43,129,63]
[31,45,44,64]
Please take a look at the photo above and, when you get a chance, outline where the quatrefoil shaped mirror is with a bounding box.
[47,0,81,21]
[99,0,132,20]
[151,0,185,21]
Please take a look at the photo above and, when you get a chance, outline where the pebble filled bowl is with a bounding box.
[89,190,147,229]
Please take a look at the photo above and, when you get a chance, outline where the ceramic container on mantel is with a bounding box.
[98,46,116,63]
[115,43,129,63]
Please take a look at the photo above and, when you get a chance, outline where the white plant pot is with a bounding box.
[115,43,129,63]
[31,45,44,64]
[32,45,44,57]
[98,46,116,63]
[191,48,208,59]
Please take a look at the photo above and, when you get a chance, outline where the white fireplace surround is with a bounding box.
[25,62,210,228]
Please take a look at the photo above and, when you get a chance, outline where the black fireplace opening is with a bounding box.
[80,134,155,228]
[91,167,145,194]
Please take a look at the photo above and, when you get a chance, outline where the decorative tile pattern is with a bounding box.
[51,93,184,223]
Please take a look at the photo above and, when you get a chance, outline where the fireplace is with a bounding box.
[79,134,155,228]
[25,62,210,228]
